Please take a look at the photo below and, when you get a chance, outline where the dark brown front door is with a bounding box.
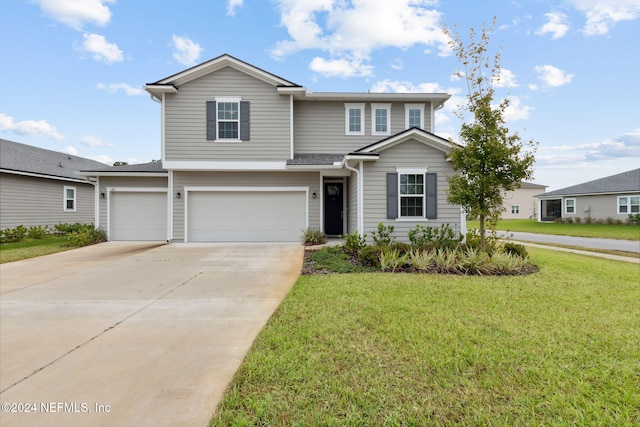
[324,183,343,235]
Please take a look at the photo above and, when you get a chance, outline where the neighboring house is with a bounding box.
[81,54,464,242]
[536,168,640,222]
[0,138,106,230]
[501,182,547,220]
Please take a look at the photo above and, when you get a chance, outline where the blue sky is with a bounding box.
[1,0,638,190]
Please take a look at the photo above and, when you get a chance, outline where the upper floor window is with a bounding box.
[618,196,640,214]
[345,103,365,135]
[371,103,391,136]
[565,198,575,214]
[64,186,76,212]
[405,103,425,129]
[206,97,250,142]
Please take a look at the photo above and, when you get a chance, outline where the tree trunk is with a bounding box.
[479,215,486,252]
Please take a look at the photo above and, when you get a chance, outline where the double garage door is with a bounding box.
[109,191,167,241]
[187,189,307,242]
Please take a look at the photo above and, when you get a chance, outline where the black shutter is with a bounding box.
[240,101,250,141]
[387,173,398,219]
[426,172,437,219]
[206,101,216,140]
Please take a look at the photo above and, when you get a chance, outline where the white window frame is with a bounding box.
[397,168,427,219]
[64,186,76,212]
[371,103,391,136]
[345,103,365,135]
[565,198,576,214]
[405,103,425,129]
[618,195,640,214]
[215,96,241,142]
[511,205,520,214]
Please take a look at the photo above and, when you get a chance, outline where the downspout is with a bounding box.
[344,159,363,233]
[290,95,294,159]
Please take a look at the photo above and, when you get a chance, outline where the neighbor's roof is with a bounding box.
[79,161,167,176]
[0,138,107,183]
[520,181,547,189]
[286,153,345,166]
[538,168,640,198]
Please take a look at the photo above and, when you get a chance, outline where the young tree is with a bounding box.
[445,19,537,252]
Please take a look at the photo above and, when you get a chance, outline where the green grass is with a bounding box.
[211,248,640,426]
[468,219,640,240]
[0,236,73,263]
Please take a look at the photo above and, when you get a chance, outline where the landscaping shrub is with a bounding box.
[408,249,435,272]
[408,224,462,250]
[358,245,384,268]
[460,248,492,275]
[370,222,396,246]
[502,242,528,259]
[378,249,408,272]
[306,246,358,273]
[464,228,499,254]
[301,228,327,246]
[434,249,460,274]
[54,223,86,235]
[65,226,106,247]
[574,217,582,223]
[628,214,640,225]
[1,225,28,243]
[27,225,49,240]
[564,217,573,224]
[343,231,367,255]
[387,242,411,254]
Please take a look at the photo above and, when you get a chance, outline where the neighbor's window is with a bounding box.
[565,198,575,214]
[618,196,640,214]
[511,205,520,214]
[217,98,240,140]
[371,103,391,136]
[399,172,425,217]
[405,103,425,129]
[64,186,76,212]
[345,103,365,135]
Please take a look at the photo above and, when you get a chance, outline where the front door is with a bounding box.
[324,183,343,235]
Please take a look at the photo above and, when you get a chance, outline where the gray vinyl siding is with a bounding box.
[97,176,169,231]
[0,173,95,229]
[347,175,358,234]
[172,171,321,242]
[361,140,461,242]
[563,193,640,221]
[294,101,433,154]
[164,67,291,161]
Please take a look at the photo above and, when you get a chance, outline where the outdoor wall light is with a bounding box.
[100,192,105,198]
[312,192,317,199]
[176,192,181,198]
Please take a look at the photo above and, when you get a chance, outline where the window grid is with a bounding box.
[399,173,424,217]
[565,198,575,214]
[618,196,640,214]
[64,186,76,212]
[375,109,387,133]
[408,109,421,128]
[217,101,239,139]
[511,205,520,214]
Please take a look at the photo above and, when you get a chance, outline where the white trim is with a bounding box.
[162,161,287,170]
[429,102,435,133]
[290,94,294,159]
[319,175,324,233]
[94,177,100,230]
[564,198,576,215]
[405,103,425,129]
[161,92,166,162]
[345,103,365,135]
[617,194,640,214]
[63,186,77,212]
[214,97,242,142]
[168,170,174,242]
[183,186,309,243]
[397,170,427,220]
[371,103,391,136]
[2,168,92,184]
[358,161,364,233]
[355,128,452,154]
[78,172,168,177]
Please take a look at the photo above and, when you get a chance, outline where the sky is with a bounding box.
[1,0,639,191]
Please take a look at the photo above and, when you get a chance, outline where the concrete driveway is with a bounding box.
[0,242,303,427]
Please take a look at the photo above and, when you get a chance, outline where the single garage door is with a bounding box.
[187,190,307,242]
[110,191,167,241]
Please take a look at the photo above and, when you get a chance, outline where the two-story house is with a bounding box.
[82,54,464,242]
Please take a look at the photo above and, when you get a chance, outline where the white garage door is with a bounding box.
[110,191,167,241]
[187,190,307,242]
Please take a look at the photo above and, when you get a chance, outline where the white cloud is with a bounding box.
[536,12,570,39]
[492,68,519,88]
[271,0,449,78]
[567,0,640,35]
[36,0,114,30]
[62,145,78,155]
[79,33,123,63]
[172,35,203,66]
[96,82,143,96]
[537,129,640,165]
[80,134,112,147]
[501,96,532,122]
[533,65,574,88]
[90,154,114,165]
[310,56,373,77]
[227,0,243,16]
[0,113,64,140]
[390,59,404,70]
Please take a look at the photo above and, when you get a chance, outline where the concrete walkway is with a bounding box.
[0,242,303,427]
[501,231,640,254]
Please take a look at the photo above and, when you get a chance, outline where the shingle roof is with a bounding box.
[80,161,167,173]
[540,168,640,197]
[521,181,547,189]
[0,138,107,182]
[287,153,345,166]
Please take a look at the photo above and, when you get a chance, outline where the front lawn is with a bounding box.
[468,219,640,240]
[0,236,73,264]
[211,248,640,426]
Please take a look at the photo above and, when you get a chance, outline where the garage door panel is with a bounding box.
[110,192,167,241]
[188,191,306,242]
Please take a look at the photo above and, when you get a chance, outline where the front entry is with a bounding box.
[324,183,343,235]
